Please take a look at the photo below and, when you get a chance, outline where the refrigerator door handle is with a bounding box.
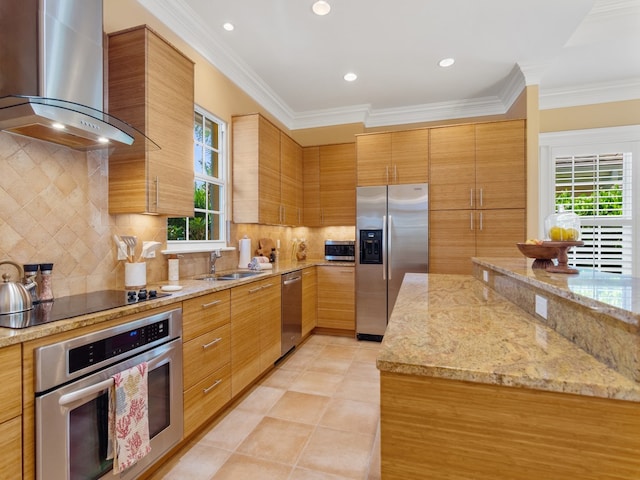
[382,215,387,280]
[387,215,393,280]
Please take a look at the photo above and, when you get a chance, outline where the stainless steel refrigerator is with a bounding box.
[356,183,428,341]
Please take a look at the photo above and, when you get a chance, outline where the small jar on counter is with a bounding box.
[39,263,54,302]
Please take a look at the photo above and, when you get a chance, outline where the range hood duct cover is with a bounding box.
[0,0,158,151]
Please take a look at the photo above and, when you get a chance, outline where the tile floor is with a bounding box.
[151,335,382,480]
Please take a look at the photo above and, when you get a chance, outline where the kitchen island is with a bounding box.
[378,260,640,480]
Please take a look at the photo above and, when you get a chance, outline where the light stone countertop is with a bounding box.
[377,273,640,401]
[0,260,353,348]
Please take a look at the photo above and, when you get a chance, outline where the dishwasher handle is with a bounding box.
[283,275,301,285]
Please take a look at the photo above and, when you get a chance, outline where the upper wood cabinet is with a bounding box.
[232,113,303,225]
[356,129,429,186]
[429,120,525,211]
[107,25,195,216]
[303,143,356,226]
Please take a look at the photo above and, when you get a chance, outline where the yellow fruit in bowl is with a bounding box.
[548,226,564,241]
[525,238,543,245]
[565,227,580,241]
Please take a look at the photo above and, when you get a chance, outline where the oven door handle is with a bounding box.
[57,354,167,407]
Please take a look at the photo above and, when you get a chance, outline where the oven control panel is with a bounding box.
[69,319,169,373]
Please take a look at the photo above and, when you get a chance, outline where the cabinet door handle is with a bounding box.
[470,188,474,208]
[385,165,389,184]
[303,271,313,276]
[203,379,222,394]
[154,176,160,209]
[261,283,275,289]
[479,211,483,231]
[249,286,262,294]
[470,212,474,231]
[201,300,222,309]
[479,188,484,207]
[202,337,222,349]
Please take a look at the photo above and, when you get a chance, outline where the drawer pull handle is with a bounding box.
[203,379,222,394]
[202,337,222,349]
[261,283,274,289]
[249,286,262,294]
[202,299,222,309]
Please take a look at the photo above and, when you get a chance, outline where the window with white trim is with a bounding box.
[539,126,640,276]
[167,107,227,248]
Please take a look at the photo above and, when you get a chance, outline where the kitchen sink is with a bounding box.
[195,271,263,281]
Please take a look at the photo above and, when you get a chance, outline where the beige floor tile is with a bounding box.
[267,390,331,424]
[261,366,302,389]
[356,340,382,351]
[156,444,231,480]
[278,349,322,371]
[319,398,380,436]
[307,356,353,376]
[367,426,381,480]
[346,360,380,380]
[323,336,359,346]
[235,385,286,414]
[211,453,293,480]
[290,467,353,480]
[200,409,264,451]
[353,348,380,363]
[334,376,380,405]
[318,344,359,361]
[303,335,334,346]
[236,416,314,465]
[290,371,344,397]
[298,426,376,479]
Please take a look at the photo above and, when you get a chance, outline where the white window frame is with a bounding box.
[165,106,230,254]
[539,125,640,276]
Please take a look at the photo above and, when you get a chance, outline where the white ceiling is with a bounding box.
[138,0,640,129]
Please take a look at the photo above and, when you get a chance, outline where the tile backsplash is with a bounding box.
[0,132,356,297]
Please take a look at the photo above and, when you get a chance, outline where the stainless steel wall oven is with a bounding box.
[35,307,183,480]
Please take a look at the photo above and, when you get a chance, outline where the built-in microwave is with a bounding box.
[324,240,355,261]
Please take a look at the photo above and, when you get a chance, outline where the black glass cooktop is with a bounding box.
[0,289,171,329]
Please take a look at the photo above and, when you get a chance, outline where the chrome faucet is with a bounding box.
[210,249,221,274]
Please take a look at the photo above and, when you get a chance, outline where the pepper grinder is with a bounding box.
[39,263,54,302]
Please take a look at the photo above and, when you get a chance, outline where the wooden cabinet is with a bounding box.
[303,143,356,226]
[182,291,232,436]
[302,267,317,337]
[230,278,281,396]
[0,344,22,479]
[319,143,357,226]
[317,266,355,332]
[108,25,195,216]
[429,120,525,211]
[232,114,303,225]
[356,129,429,186]
[429,120,526,274]
[430,209,525,275]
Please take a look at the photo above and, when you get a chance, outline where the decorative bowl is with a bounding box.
[516,243,559,260]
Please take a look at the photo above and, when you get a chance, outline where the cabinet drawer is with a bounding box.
[0,345,21,423]
[183,364,231,437]
[183,323,231,390]
[0,416,21,480]
[183,290,230,341]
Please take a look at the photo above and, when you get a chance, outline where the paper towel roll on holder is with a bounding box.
[238,235,252,268]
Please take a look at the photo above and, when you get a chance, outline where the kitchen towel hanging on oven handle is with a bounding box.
[107,362,151,473]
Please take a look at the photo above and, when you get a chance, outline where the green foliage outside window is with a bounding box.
[556,185,622,217]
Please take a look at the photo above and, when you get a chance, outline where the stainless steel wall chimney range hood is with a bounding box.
[0,0,157,151]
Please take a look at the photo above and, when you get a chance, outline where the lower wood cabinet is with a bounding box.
[317,266,355,332]
[0,344,22,479]
[302,267,317,337]
[429,209,525,275]
[182,291,232,436]
[231,278,281,397]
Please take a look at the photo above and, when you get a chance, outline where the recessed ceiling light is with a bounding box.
[223,22,234,31]
[439,58,455,68]
[343,72,357,82]
[312,0,331,16]
[98,137,109,144]
[51,122,65,130]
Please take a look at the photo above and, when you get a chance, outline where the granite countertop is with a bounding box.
[474,257,640,327]
[0,260,353,347]
[377,272,640,402]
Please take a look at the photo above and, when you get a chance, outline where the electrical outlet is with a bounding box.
[482,270,489,282]
[535,294,548,319]
[117,241,128,261]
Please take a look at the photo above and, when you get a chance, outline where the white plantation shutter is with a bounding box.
[554,152,632,274]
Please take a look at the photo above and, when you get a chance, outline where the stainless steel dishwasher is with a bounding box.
[281,270,302,356]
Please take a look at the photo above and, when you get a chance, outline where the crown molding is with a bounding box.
[539,78,640,110]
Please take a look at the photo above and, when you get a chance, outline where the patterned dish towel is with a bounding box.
[107,362,151,473]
